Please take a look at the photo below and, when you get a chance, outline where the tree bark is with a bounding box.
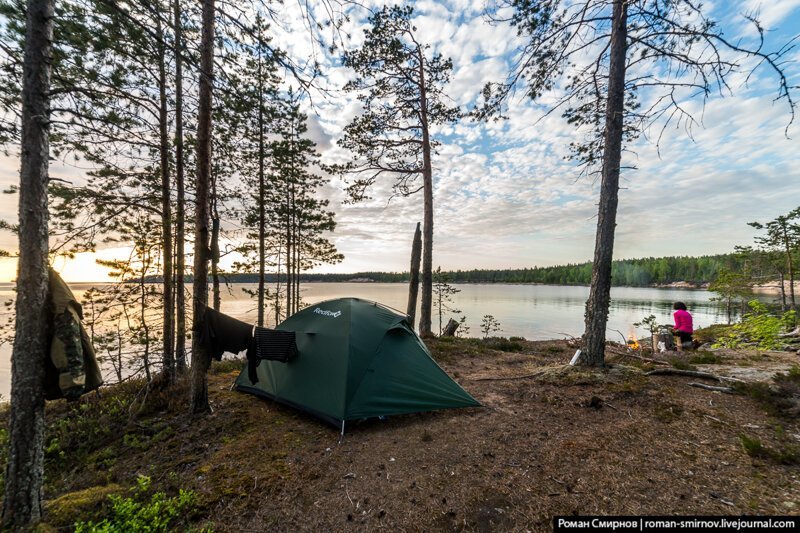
[156,9,174,381]
[782,221,796,310]
[190,0,214,414]
[2,0,53,525]
[418,52,434,338]
[580,0,628,366]
[406,222,422,327]
[173,0,186,372]
[211,215,220,311]
[442,318,459,337]
[256,46,266,327]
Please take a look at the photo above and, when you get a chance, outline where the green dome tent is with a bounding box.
[234,297,480,430]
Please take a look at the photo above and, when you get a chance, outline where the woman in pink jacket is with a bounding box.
[672,301,693,349]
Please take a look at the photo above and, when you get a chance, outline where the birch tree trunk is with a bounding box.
[2,0,53,524]
[190,0,214,414]
[581,0,628,366]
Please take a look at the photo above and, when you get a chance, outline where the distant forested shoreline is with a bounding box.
[145,254,744,287]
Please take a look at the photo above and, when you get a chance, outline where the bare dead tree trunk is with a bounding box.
[2,0,53,525]
[406,221,421,327]
[211,214,220,312]
[173,0,186,372]
[581,0,628,367]
[442,318,459,337]
[418,54,434,338]
[157,9,175,381]
[190,0,214,414]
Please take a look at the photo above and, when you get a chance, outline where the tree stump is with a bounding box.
[441,318,459,337]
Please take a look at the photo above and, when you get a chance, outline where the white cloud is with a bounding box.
[0,0,798,280]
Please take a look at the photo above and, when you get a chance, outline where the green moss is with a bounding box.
[73,477,201,532]
[45,484,123,527]
[605,375,647,394]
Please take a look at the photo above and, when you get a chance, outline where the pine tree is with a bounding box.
[333,5,460,338]
[479,0,796,365]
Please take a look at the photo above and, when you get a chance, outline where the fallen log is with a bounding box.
[645,368,723,381]
[688,382,735,394]
[618,353,671,366]
[471,371,544,382]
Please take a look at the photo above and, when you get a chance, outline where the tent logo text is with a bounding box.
[314,308,341,318]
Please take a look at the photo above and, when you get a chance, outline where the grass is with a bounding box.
[481,337,526,352]
[688,351,723,365]
[210,358,246,375]
[739,434,800,465]
[669,358,697,371]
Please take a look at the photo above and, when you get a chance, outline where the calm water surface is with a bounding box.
[0,282,740,397]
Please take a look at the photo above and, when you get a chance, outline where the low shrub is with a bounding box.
[74,475,203,533]
[715,301,796,350]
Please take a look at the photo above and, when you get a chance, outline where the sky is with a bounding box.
[0,0,799,282]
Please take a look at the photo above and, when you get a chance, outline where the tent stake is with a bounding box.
[339,420,345,443]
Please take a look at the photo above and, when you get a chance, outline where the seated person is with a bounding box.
[671,301,693,349]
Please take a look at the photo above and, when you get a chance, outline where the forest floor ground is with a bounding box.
[4,335,800,532]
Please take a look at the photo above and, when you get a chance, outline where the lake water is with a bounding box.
[0,282,740,398]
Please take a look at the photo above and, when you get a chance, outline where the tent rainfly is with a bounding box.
[234,298,480,431]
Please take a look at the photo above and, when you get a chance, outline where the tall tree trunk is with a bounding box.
[293,215,300,313]
[285,177,292,318]
[782,222,796,310]
[418,53,434,338]
[173,0,186,372]
[275,249,282,326]
[2,0,53,524]
[140,262,152,383]
[256,49,266,327]
[580,0,628,366]
[407,222,421,328]
[156,10,175,381]
[779,271,787,312]
[190,0,214,414]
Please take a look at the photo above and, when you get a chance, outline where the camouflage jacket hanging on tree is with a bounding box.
[44,268,103,400]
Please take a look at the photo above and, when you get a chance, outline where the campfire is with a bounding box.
[626,333,640,351]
